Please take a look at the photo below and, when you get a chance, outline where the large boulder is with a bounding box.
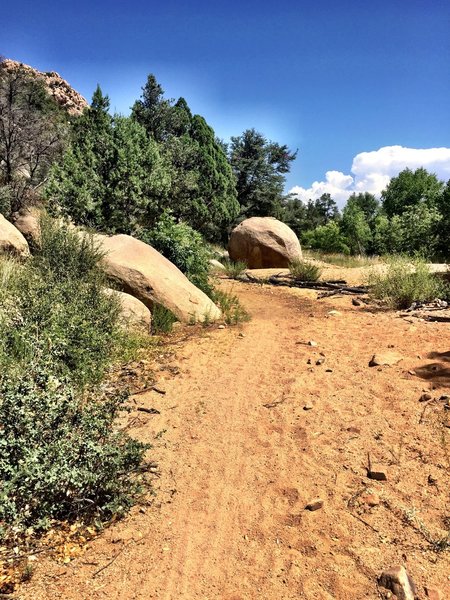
[104,288,151,333]
[98,234,221,323]
[228,217,302,268]
[0,214,30,258]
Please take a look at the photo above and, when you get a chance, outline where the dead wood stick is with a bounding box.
[349,512,380,533]
[423,315,450,322]
[93,544,128,577]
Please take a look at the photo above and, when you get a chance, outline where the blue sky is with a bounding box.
[2,0,449,203]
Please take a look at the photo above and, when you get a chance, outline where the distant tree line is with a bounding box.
[282,168,450,260]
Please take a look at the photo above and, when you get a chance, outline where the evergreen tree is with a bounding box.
[229,128,297,218]
[46,87,170,232]
[132,74,238,240]
[305,193,339,228]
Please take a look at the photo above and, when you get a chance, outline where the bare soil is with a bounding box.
[21,279,450,599]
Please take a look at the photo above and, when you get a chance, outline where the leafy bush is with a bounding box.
[222,259,247,279]
[289,258,322,281]
[33,216,105,282]
[138,211,213,296]
[0,373,146,532]
[302,221,350,255]
[0,221,122,387]
[366,256,449,309]
[0,220,148,537]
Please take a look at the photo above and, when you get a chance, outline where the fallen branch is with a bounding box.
[137,407,160,415]
[423,315,450,323]
[93,544,128,577]
[267,277,367,294]
[263,398,286,409]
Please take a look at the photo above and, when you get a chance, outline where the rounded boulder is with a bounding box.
[0,214,30,258]
[228,217,301,268]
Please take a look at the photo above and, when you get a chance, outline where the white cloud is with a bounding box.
[289,146,450,207]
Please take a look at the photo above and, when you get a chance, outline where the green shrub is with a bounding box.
[34,216,106,282]
[0,372,147,533]
[0,221,122,388]
[302,221,350,254]
[0,220,148,537]
[138,212,213,297]
[213,289,250,325]
[366,256,449,309]
[289,258,322,282]
[222,259,247,279]
[151,303,178,334]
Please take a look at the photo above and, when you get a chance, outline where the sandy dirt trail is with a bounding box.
[23,282,450,600]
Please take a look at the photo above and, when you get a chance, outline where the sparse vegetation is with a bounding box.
[213,289,250,325]
[366,255,449,309]
[304,250,378,268]
[151,303,178,334]
[289,258,322,281]
[222,259,247,279]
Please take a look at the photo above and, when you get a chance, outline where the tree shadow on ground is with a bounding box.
[415,352,450,388]
[427,351,450,363]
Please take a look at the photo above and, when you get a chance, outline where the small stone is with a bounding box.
[352,298,362,306]
[425,587,444,600]
[307,358,312,365]
[316,358,325,366]
[218,324,225,329]
[308,340,318,347]
[238,333,245,338]
[362,493,380,507]
[347,426,360,434]
[303,403,314,411]
[420,393,433,402]
[369,352,403,367]
[367,465,388,481]
[305,498,323,511]
[328,310,341,316]
[408,369,416,376]
[378,566,416,600]
[325,368,333,373]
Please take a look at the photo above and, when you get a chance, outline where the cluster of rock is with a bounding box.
[0,211,222,332]
[97,233,221,324]
[1,58,88,116]
[1,209,305,332]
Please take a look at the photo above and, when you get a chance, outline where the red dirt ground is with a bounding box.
[20,280,450,599]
